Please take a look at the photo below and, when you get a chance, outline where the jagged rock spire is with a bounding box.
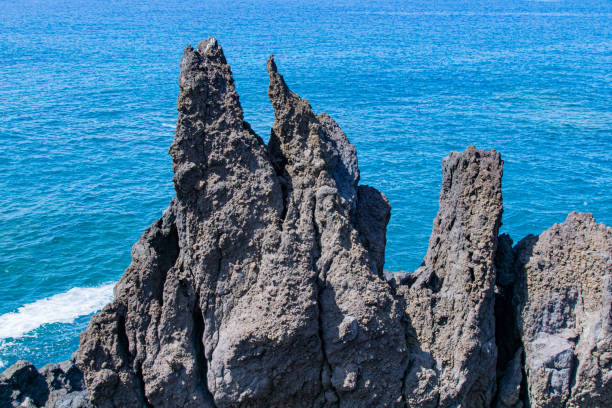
[170,38,262,198]
[74,40,401,408]
[77,38,285,407]
[266,55,406,406]
[397,146,503,407]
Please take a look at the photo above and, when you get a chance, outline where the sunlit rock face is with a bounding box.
[511,212,612,408]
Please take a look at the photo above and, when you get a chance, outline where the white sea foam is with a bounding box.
[0,284,115,339]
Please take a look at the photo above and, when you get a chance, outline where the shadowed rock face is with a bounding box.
[0,359,92,408]
[3,38,611,408]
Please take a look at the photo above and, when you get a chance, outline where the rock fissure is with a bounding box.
[192,296,215,406]
[399,347,413,407]
[567,338,579,400]
[135,363,153,408]
[117,314,151,408]
[492,234,526,408]
[518,349,530,407]
[312,195,341,405]
[157,221,180,310]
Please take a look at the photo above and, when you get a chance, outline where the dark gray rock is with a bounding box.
[396,146,504,407]
[356,185,391,276]
[495,347,523,408]
[77,37,290,408]
[74,39,405,408]
[0,359,91,408]
[1,361,49,407]
[512,212,612,407]
[267,55,407,407]
[493,233,523,408]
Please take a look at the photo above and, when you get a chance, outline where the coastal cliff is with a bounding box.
[2,38,610,408]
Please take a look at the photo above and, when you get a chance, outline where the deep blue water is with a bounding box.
[0,0,610,369]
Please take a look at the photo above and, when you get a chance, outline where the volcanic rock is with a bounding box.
[396,146,503,407]
[512,212,612,407]
[0,359,91,408]
[75,38,406,408]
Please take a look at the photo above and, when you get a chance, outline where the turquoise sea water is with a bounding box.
[0,0,611,369]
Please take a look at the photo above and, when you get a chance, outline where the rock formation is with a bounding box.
[75,38,406,408]
[0,359,91,407]
[2,38,611,408]
[499,212,612,407]
[396,147,503,407]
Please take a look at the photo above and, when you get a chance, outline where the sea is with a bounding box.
[0,0,611,370]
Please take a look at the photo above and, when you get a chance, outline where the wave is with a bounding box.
[0,284,115,340]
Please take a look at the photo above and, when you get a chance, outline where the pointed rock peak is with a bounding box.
[266,54,277,73]
[267,55,310,114]
[200,36,218,53]
[266,56,361,205]
[266,55,286,93]
[197,37,227,64]
[176,38,241,121]
[178,38,227,87]
[171,38,255,197]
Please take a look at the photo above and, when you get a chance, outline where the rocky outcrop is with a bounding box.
[396,147,503,407]
[4,38,611,407]
[0,359,91,407]
[267,55,407,407]
[510,212,612,407]
[75,38,407,408]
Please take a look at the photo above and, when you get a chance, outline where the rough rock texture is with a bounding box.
[511,212,612,407]
[396,147,503,407]
[6,39,612,408]
[75,38,406,408]
[0,359,92,407]
[76,37,287,408]
[267,55,407,407]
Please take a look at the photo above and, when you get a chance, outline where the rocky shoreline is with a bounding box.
[2,38,610,408]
